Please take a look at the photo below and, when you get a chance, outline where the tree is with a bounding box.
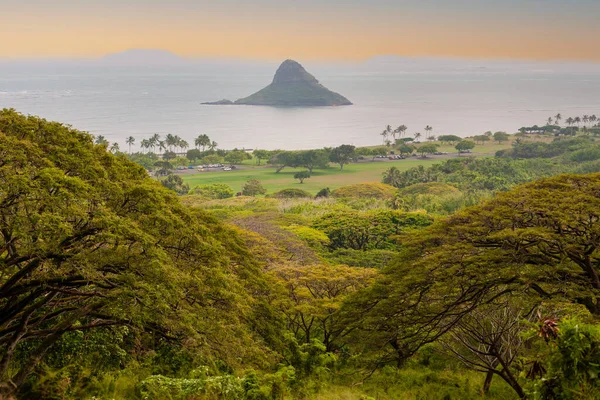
[109,142,120,153]
[242,179,267,196]
[95,135,108,145]
[554,113,562,125]
[395,125,408,139]
[397,144,414,156]
[153,160,174,176]
[225,150,248,165]
[372,147,388,160]
[0,110,275,397]
[186,148,203,163]
[298,149,330,173]
[160,174,190,195]
[455,140,475,154]
[493,131,510,144]
[414,132,421,141]
[202,154,224,165]
[416,143,438,157]
[126,136,135,153]
[329,145,356,170]
[253,149,270,165]
[425,125,433,139]
[294,171,311,184]
[427,135,436,142]
[438,135,462,144]
[163,150,177,160]
[209,141,218,150]
[189,183,234,199]
[272,265,377,351]
[341,173,600,372]
[473,135,490,144]
[195,134,210,150]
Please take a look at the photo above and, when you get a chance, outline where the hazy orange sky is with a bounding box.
[2,0,600,61]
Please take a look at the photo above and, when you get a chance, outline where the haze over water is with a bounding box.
[1,57,599,150]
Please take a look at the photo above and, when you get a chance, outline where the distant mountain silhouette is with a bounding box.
[100,49,185,65]
[204,59,352,107]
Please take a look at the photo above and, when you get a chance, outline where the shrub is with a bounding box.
[269,188,313,199]
[189,183,234,199]
[242,180,267,197]
[398,182,460,196]
[331,183,398,200]
[315,188,331,198]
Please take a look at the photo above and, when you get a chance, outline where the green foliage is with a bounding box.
[161,173,191,195]
[189,183,235,199]
[437,135,462,144]
[397,182,459,196]
[0,109,277,398]
[313,210,432,251]
[269,188,313,199]
[493,131,510,143]
[315,188,331,198]
[416,143,438,156]
[294,170,311,184]
[532,319,600,399]
[331,183,398,200]
[203,154,224,164]
[226,150,250,165]
[242,179,268,196]
[455,140,475,152]
[329,145,356,170]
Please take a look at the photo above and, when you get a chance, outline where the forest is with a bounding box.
[1,108,600,399]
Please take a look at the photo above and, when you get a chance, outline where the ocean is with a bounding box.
[1,58,599,150]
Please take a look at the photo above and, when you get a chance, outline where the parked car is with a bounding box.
[223,167,232,171]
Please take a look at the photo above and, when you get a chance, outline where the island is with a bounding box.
[202,59,352,107]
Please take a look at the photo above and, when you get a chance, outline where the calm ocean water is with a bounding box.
[1,59,599,150]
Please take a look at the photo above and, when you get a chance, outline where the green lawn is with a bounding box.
[182,140,514,195]
[182,158,441,194]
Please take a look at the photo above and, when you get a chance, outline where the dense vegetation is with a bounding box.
[2,109,600,399]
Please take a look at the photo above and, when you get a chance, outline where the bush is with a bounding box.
[569,147,600,162]
[331,183,398,200]
[189,183,234,199]
[269,188,313,199]
[398,182,460,196]
[242,180,267,197]
[315,188,331,198]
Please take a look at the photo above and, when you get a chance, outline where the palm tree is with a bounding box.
[195,134,210,150]
[554,113,562,125]
[126,136,135,153]
[574,116,581,128]
[566,117,575,127]
[425,125,433,139]
[95,135,108,145]
[546,117,553,126]
[150,134,160,153]
[209,141,218,151]
[396,125,408,139]
[140,139,150,153]
[158,140,166,154]
[380,129,388,145]
[109,142,120,153]
[590,115,598,127]
[414,132,422,141]
[165,134,177,151]
[583,115,590,128]
[179,139,189,153]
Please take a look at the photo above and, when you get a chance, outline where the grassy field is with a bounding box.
[181,140,513,194]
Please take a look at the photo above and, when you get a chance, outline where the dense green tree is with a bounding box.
[455,140,475,153]
[189,183,234,199]
[242,179,267,196]
[0,110,277,397]
[329,145,356,170]
[194,134,210,150]
[438,135,462,144]
[186,148,203,163]
[493,131,510,144]
[253,149,271,165]
[294,170,311,184]
[160,173,190,195]
[342,173,600,371]
[416,143,438,157]
[225,150,248,165]
[397,144,415,156]
[202,154,224,165]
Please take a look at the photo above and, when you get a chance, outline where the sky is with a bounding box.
[2,0,600,61]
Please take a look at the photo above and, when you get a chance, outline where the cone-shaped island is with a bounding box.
[203,60,352,107]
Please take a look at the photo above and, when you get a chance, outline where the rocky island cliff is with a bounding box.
[203,60,352,107]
